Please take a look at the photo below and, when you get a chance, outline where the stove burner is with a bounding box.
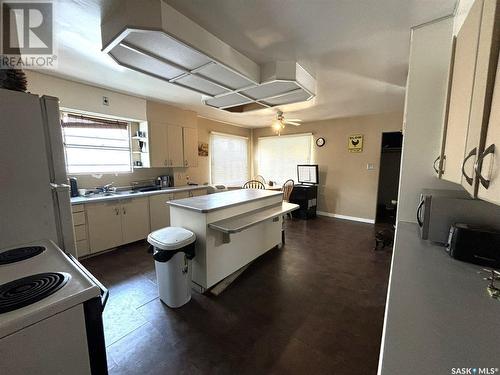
[0,272,69,314]
[0,246,45,265]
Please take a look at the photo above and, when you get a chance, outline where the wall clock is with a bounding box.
[316,137,326,147]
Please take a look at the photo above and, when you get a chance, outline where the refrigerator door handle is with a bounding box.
[50,183,77,257]
[50,183,70,190]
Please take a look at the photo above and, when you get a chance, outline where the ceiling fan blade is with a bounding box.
[286,118,302,122]
[285,121,302,126]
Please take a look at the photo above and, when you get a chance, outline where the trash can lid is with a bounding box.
[147,227,196,251]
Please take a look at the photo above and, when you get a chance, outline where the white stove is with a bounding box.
[0,240,108,375]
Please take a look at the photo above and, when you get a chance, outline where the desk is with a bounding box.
[289,184,318,219]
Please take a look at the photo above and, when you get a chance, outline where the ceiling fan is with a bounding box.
[271,110,302,134]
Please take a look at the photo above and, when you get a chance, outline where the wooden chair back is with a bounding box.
[243,180,266,189]
[282,179,294,201]
[254,175,266,184]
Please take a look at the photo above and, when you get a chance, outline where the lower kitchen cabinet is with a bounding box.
[86,197,150,253]
[80,190,208,254]
[149,193,173,231]
[190,188,207,197]
[86,201,123,253]
[173,191,190,199]
[72,204,90,258]
[121,197,150,244]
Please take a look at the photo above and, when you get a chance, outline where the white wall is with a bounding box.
[397,16,463,223]
[26,71,147,121]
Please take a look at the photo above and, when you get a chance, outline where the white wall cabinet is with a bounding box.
[477,60,500,205]
[149,193,173,231]
[441,0,499,197]
[167,125,184,167]
[148,121,197,168]
[149,121,169,168]
[396,16,461,223]
[183,127,198,167]
[86,197,150,253]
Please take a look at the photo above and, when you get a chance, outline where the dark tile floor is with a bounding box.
[81,216,392,375]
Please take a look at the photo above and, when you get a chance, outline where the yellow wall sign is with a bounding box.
[348,134,363,153]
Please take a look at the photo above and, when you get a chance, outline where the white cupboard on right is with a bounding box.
[441,0,499,197]
[477,59,500,205]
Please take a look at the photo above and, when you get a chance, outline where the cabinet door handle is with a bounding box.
[114,207,119,215]
[474,144,495,189]
[433,156,440,174]
[461,147,477,186]
[184,160,188,166]
[122,207,126,215]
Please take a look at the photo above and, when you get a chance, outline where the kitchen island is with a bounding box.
[169,189,298,291]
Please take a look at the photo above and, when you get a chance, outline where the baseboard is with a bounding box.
[316,211,375,224]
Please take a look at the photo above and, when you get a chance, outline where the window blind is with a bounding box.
[257,133,313,184]
[62,113,132,174]
[210,132,249,186]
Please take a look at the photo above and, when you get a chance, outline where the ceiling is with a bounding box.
[47,0,457,127]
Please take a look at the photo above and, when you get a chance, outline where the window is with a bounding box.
[210,132,249,185]
[257,133,313,184]
[62,113,132,174]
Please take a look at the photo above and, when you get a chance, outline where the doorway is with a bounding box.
[376,132,403,224]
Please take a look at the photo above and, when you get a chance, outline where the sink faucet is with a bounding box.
[103,182,115,193]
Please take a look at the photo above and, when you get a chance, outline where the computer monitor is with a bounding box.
[297,164,319,185]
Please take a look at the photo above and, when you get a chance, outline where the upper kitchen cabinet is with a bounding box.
[149,122,185,167]
[183,127,198,167]
[477,59,500,205]
[166,125,184,167]
[442,0,499,196]
[149,121,169,167]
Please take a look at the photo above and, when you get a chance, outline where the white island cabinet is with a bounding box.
[169,189,298,291]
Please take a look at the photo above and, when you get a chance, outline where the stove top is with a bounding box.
[0,240,101,339]
[0,272,69,314]
[0,246,45,265]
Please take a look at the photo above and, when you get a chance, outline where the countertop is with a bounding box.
[70,185,208,205]
[168,189,282,213]
[378,222,500,375]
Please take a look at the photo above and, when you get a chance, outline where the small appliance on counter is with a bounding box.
[158,175,173,188]
[447,224,500,268]
[69,177,79,197]
[417,188,500,244]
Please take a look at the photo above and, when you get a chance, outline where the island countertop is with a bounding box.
[378,222,500,375]
[168,189,282,213]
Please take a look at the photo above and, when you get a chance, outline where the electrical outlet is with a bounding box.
[367,163,375,170]
[102,96,109,106]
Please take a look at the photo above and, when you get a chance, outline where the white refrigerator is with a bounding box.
[0,88,77,256]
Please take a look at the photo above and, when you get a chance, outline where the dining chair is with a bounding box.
[282,179,294,202]
[282,179,295,221]
[242,180,266,189]
[254,175,266,185]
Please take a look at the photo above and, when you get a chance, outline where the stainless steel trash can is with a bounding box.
[147,227,196,308]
